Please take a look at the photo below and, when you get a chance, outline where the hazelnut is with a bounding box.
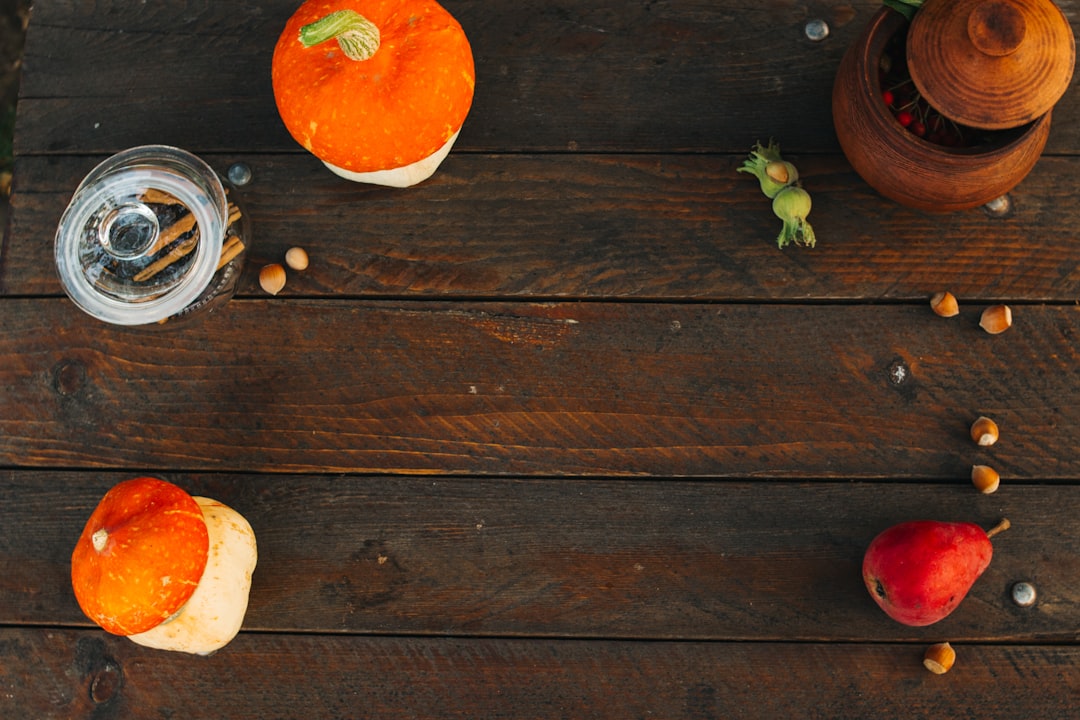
[765,160,791,185]
[970,416,999,446]
[285,246,309,271]
[259,263,287,295]
[979,304,1012,334]
[930,291,959,317]
[923,642,956,675]
[971,465,1000,494]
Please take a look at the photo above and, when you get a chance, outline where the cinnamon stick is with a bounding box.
[133,231,199,282]
[139,188,180,205]
[216,236,246,270]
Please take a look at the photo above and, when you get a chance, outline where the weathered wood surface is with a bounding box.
[5,0,1080,717]
[10,0,864,155]
[6,153,1080,301]
[3,630,1078,720]
[2,299,1079,477]
[3,473,1077,641]
[13,1,1080,156]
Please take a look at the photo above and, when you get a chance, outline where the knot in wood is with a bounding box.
[52,360,87,396]
[90,662,123,704]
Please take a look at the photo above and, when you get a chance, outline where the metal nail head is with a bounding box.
[805,19,830,42]
[1011,581,1037,607]
[983,194,1012,217]
[227,162,253,186]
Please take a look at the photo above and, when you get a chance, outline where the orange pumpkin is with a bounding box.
[272,0,475,187]
[71,477,210,636]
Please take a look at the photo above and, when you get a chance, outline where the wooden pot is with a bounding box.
[832,4,1071,212]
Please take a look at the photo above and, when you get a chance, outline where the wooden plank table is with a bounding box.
[2,1,1078,717]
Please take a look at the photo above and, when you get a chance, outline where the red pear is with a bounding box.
[862,519,1009,626]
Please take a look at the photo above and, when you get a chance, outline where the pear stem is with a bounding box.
[986,518,1011,539]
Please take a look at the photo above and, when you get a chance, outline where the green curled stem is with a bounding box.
[300,9,381,62]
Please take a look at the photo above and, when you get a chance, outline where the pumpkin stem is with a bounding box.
[299,9,381,62]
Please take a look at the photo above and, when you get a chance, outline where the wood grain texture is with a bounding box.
[3,472,1076,640]
[14,0,1080,156]
[6,153,1080,301]
[2,300,1079,477]
[12,0,850,155]
[2,630,1078,719]
[6,2,1080,716]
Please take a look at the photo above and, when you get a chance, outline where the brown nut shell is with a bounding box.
[259,264,287,296]
[923,642,957,674]
[980,305,1013,334]
[285,247,309,271]
[970,416,1000,446]
[930,291,960,317]
[972,464,1001,494]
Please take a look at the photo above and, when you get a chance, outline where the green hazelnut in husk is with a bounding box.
[738,140,799,199]
[772,185,816,249]
[740,139,818,248]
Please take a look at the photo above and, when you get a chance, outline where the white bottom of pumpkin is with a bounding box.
[322,130,461,188]
[127,497,257,656]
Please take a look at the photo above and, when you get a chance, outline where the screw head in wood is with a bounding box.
[982,194,1012,217]
[1011,581,1037,607]
[227,163,253,186]
[805,19,830,41]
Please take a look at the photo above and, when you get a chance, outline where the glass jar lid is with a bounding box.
[55,146,228,325]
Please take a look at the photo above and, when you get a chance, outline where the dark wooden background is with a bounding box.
[2,1,1078,717]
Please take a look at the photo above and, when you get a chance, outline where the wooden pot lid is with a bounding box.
[907,0,1075,129]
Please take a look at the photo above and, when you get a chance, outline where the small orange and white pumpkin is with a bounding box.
[272,0,475,187]
[71,477,257,655]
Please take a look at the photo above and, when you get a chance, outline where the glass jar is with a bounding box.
[54,145,250,326]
